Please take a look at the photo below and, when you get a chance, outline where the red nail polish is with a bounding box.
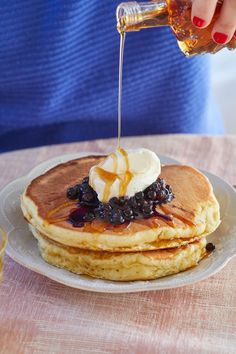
[213,32,228,44]
[193,16,205,28]
[234,31,236,38]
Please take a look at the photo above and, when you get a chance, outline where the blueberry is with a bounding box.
[78,184,85,194]
[119,196,129,206]
[148,182,157,192]
[143,201,153,209]
[80,185,99,206]
[81,197,97,208]
[110,209,125,225]
[166,186,174,199]
[80,182,92,194]
[135,191,144,201]
[104,204,112,213]
[142,203,154,217]
[143,200,152,208]
[129,196,140,209]
[94,203,103,212]
[133,208,143,219]
[82,176,89,184]
[147,190,157,200]
[83,212,95,222]
[69,207,88,223]
[94,203,104,217]
[102,203,110,210]
[82,191,95,202]
[103,204,112,220]
[158,178,165,187]
[109,197,120,207]
[81,183,89,192]
[156,189,167,202]
[73,221,84,228]
[97,211,106,220]
[206,243,215,252]
[66,187,78,200]
[123,207,134,221]
[162,188,172,201]
[152,181,160,191]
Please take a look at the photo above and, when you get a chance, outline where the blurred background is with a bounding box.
[211,50,236,133]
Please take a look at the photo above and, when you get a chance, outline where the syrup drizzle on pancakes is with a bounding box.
[44,200,197,234]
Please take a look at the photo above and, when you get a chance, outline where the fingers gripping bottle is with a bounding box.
[117,0,236,56]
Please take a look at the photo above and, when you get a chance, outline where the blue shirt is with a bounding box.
[0,0,223,152]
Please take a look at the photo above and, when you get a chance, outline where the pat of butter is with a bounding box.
[89,148,161,202]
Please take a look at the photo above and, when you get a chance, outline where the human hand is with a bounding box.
[191,0,236,44]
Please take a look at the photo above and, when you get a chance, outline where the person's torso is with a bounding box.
[0,0,223,152]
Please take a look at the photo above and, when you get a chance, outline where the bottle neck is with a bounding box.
[117,1,169,33]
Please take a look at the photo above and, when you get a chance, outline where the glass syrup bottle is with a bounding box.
[117,0,236,56]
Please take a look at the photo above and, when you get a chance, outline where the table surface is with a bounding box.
[0,135,236,354]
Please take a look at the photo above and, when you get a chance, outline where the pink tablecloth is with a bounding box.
[0,135,236,354]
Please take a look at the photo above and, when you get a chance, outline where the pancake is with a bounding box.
[31,226,207,281]
[21,155,220,252]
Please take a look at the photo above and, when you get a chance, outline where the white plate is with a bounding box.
[1,152,236,293]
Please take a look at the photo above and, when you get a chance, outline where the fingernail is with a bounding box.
[213,32,228,44]
[234,31,236,38]
[193,16,205,28]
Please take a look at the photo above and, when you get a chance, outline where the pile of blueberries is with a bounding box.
[67,176,174,226]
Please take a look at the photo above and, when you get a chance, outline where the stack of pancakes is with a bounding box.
[21,156,220,281]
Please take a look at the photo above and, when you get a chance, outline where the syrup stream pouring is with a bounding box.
[118,32,126,149]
